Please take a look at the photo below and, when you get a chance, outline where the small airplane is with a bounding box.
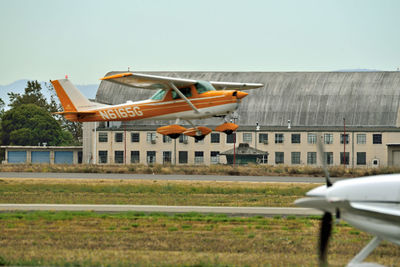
[295,138,400,267]
[51,72,263,140]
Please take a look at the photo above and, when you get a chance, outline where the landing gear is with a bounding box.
[156,124,186,139]
[215,122,239,135]
[183,126,212,140]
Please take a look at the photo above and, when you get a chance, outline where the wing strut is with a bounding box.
[169,82,200,114]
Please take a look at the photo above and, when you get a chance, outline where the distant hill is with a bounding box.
[335,69,383,72]
[0,79,98,108]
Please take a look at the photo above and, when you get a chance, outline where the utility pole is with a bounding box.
[343,118,346,167]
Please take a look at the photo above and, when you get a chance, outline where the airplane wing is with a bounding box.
[101,72,264,91]
[101,72,196,90]
[210,81,264,90]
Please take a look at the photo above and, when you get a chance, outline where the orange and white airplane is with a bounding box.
[51,72,263,140]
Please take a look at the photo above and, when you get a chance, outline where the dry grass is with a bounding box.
[0,178,317,207]
[1,163,400,177]
[0,211,398,266]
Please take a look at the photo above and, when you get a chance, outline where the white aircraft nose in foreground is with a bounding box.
[295,139,400,267]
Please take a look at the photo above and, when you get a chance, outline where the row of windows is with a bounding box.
[275,151,367,165]
[98,150,220,164]
[99,132,383,145]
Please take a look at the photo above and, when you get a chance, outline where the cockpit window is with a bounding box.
[172,87,192,99]
[195,81,216,94]
[151,89,166,100]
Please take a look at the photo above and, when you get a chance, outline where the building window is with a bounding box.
[179,135,188,144]
[131,133,140,143]
[147,132,156,144]
[291,134,301,144]
[340,152,350,165]
[357,134,366,144]
[291,152,300,164]
[308,133,316,144]
[179,151,188,164]
[275,152,284,164]
[259,133,268,144]
[147,151,156,164]
[98,132,108,142]
[131,151,140,163]
[115,132,123,143]
[243,133,252,143]
[163,151,172,164]
[194,151,204,164]
[373,134,382,144]
[115,151,124,164]
[357,152,366,165]
[325,152,333,165]
[324,134,333,144]
[340,134,349,144]
[275,133,284,144]
[210,151,220,164]
[226,133,236,144]
[211,133,220,143]
[307,152,316,165]
[98,150,108,164]
[163,135,172,143]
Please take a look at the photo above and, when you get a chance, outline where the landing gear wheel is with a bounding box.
[168,134,181,139]
[194,135,206,141]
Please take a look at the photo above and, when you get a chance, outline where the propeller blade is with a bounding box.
[319,212,332,267]
[317,134,333,187]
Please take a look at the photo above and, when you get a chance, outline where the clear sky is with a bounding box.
[0,0,399,85]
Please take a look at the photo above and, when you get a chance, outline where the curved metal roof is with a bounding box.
[96,71,400,127]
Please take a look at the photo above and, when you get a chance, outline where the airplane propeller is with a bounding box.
[316,134,334,266]
[319,212,332,267]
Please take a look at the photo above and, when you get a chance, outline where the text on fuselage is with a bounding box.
[99,106,143,120]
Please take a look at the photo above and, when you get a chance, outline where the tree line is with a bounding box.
[0,81,82,147]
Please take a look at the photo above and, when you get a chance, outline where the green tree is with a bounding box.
[1,104,74,146]
[0,98,4,116]
[7,80,81,144]
[8,80,57,111]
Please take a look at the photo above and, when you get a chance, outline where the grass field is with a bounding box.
[1,163,400,177]
[0,178,318,207]
[0,211,399,267]
[1,178,399,266]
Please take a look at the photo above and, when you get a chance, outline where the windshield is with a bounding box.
[195,81,216,94]
[150,89,166,100]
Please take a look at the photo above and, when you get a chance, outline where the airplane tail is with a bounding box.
[51,79,100,112]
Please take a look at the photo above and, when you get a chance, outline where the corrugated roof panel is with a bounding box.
[96,71,400,127]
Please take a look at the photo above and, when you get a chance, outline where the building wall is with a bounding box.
[90,127,399,167]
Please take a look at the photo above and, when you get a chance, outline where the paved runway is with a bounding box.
[0,172,345,183]
[0,204,321,216]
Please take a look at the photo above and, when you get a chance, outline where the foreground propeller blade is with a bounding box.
[317,134,333,187]
[319,212,333,267]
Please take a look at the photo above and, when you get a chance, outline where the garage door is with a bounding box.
[392,151,400,166]
[8,151,27,163]
[55,151,73,164]
[31,151,50,163]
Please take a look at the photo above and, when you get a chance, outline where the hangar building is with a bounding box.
[82,71,400,167]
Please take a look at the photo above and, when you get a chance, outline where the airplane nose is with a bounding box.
[234,91,248,99]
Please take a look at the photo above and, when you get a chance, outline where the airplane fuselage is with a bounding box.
[69,88,241,122]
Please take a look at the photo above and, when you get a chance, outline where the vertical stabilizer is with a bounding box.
[51,79,94,112]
